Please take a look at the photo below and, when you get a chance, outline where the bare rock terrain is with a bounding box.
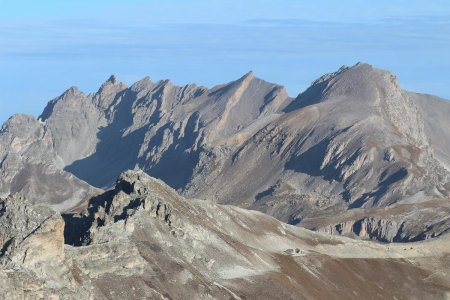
[1,63,449,242]
[1,170,450,299]
[0,114,100,209]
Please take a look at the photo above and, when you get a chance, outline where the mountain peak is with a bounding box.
[241,70,255,81]
[354,61,371,67]
[310,62,377,86]
[95,75,127,109]
[106,74,118,85]
[99,74,125,90]
[62,86,82,97]
[243,70,254,78]
[130,76,153,92]
[1,114,38,133]
[325,62,401,98]
[285,62,401,112]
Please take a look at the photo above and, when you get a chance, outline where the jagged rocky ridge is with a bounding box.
[1,170,449,299]
[1,63,450,242]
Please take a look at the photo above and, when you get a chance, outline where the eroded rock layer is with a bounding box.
[1,170,449,299]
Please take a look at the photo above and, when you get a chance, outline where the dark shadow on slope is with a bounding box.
[39,99,57,121]
[349,168,408,209]
[255,185,276,202]
[62,190,115,246]
[259,86,286,113]
[285,138,332,178]
[139,112,203,190]
[283,80,329,113]
[284,127,352,182]
[284,125,409,210]
[65,87,159,188]
[0,239,13,257]
[63,172,176,246]
[65,85,204,191]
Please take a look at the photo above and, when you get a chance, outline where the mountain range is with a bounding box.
[1,62,450,243]
[2,62,450,298]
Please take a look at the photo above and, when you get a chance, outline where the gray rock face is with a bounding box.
[0,114,100,209]
[2,170,449,299]
[1,62,450,242]
[308,198,450,242]
[0,195,79,299]
[0,194,64,261]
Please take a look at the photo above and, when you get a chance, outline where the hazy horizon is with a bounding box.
[1,0,450,124]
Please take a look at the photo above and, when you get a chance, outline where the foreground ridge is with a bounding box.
[1,170,449,299]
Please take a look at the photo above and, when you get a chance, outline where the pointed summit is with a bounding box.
[222,70,255,92]
[95,75,127,109]
[99,74,123,90]
[231,71,255,86]
[97,75,129,93]
[130,76,153,93]
[241,70,254,80]
[106,74,118,85]
[62,86,83,97]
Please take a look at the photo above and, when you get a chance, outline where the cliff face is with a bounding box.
[1,170,449,299]
[1,62,450,242]
[0,114,100,208]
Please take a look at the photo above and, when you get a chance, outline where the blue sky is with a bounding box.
[1,0,450,124]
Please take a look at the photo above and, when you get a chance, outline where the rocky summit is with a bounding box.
[1,170,449,299]
[1,62,449,243]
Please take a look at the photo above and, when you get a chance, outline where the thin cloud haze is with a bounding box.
[0,1,449,123]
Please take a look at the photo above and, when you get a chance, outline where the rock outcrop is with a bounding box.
[0,195,86,299]
[1,170,450,299]
[0,194,64,266]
